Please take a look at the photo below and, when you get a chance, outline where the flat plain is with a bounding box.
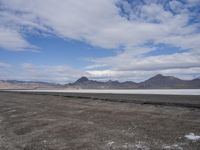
[0,91,200,150]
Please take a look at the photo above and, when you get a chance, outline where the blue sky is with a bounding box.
[0,35,115,68]
[0,0,200,83]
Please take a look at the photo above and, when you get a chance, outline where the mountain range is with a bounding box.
[0,74,199,90]
[0,80,60,90]
[66,74,200,89]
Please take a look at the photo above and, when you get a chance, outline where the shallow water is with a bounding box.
[9,89,200,95]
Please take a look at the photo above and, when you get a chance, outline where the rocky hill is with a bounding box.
[66,74,200,89]
[1,74,200,89]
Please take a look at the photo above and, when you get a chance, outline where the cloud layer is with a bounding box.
[0,0,200,81]
[1,0,199,50]
[0,62,199,83]
[0,63,88,83]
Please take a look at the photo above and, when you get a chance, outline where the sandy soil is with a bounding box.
[0,91,200,150]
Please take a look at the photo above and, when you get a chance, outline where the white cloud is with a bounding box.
[159,34,200,52]
[0,27,35,51]
[0,61,199,83]
[187,0,200,4]
[0,0,199,51]
[87,48,200,81]
[87,67,200,82]
[0,63,88,83]
[0,0,199,80]
[0,62,11,68]
[90,51,200,71]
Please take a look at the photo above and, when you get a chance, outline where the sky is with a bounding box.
[0,0,200,83]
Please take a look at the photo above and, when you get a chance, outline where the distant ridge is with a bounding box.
[0,74,200,89]
[66,74,200,89]
[138,74,184,89]
[74,76,89,83]
[0,80,61,90]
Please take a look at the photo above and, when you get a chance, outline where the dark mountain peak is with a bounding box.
[141,74,184,89]
[123,81,136,84]
[152,74,164,78]
[107,80,119,83]
[149,74,179,81]
[75,76,89,83]
[192,78,200,81]
[156,74,163,77]
[146,74,165,81]
[195,76,200,79]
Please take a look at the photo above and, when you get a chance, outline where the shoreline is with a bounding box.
[1,91,200,109]
[1,89,200,95]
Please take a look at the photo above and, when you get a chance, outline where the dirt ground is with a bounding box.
[0,91,200,150]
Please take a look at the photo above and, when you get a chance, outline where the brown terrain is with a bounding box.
[0,91,200,150]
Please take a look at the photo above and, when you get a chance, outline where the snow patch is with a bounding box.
[163,144,183,150]
[107,141,114,146]
[8,109,16,113]
[135,142,150,150]
[185,133,200,141]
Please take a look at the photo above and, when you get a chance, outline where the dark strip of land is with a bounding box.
[2,91,200,109]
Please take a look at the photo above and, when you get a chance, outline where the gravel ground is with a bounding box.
[0,91,200,150]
